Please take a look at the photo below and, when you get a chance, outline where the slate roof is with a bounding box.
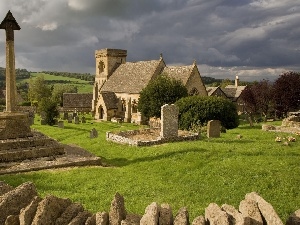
[221,85,246,101]
[101,59,162,94]
[101,92,118,109]
[206,87,220,96]
[63,93,93,108]
[162,65,194,85]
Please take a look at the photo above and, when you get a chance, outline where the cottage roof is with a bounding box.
[206,87,220,96]
[162,65,194,85]
[101,59,163,94]
[101,92,118,109]
[222,85,246,101]
[63,93,93,108]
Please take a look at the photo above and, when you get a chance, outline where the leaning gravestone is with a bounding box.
[81,116,86,123]
[160,104,179,139]
[90,128,98,138]
[207,120,221,138]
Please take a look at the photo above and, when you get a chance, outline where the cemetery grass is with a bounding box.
[0,117,299,221]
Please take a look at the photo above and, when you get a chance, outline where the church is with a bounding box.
[92,48,207,124]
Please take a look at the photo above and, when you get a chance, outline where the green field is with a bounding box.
[24,72,93,93]
[0,116,299,221]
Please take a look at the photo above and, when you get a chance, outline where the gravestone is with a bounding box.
[63,112,68,120]
[207,120,221,138]
[68,114,73,123]
[160,104,179,138]
[73,112,77,118]
[41,119,47,125]
[40,111,46,120]
[81,116,86,123]
[58,120,64,129]
[74,116,79,124]
[90,128,98,138]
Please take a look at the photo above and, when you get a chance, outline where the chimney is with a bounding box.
[235,75,239,88]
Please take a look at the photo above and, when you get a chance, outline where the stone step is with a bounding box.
[0,137,61,150]
[0,146,65,163]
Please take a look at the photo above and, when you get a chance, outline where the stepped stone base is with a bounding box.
[0,112,32,139]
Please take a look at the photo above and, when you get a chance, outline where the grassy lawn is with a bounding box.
[20,72,93,93]
[0,116,299,221]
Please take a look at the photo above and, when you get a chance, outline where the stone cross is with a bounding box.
[0,10,20,112]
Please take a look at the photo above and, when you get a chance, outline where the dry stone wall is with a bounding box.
[0,181,299,225]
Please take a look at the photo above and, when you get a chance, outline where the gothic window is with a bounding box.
[121,98,126,111]
[98,61,105,74]
[189,88,199,96]
[132,99,138,113]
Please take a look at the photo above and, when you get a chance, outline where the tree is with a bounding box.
[28,76,51,104]
[38,97,59,126]
[175,96,239,130]
[51,84,77,106]
[138,74,188,118]
[273,71,300,117]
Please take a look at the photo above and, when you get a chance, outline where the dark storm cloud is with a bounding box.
[0,0,299,80]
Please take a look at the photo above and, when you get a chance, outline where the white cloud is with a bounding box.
[36,22,58,31]
[68,0,89,11]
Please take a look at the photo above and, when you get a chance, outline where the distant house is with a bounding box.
[206,76,246,114]
[92,48,207,124]
[63,93,93,113]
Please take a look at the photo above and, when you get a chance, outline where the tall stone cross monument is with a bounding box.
[0,10,20,112]
[0,11,32,139]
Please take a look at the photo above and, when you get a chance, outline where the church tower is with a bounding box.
[92,49,127,112]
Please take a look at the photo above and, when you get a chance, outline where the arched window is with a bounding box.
[189,88,199,96]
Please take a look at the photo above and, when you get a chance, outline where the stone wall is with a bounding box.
[0,181,299,225]
[106,129,199,146]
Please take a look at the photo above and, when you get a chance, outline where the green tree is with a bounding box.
[175,96,239,130]
[51,84,77,106]
[38,97,59,126]
[28,76,51,104]
[138,74,188,118]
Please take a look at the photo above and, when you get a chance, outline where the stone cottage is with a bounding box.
[92,48,207,124]
[206,76,246,114]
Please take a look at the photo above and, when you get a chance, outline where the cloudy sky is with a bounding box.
[0,0,299,81]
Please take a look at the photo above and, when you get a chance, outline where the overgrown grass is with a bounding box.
[21,73,93,93]
[0,116,299,221]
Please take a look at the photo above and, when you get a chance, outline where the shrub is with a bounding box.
[38,97,59,126]
[175,96,239,130]
[138,74,188,118]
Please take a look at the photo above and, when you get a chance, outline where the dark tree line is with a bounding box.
[240,71,300,122]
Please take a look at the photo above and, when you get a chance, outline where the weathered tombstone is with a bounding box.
[160,104,179,138]
[40,119,47,125]
[63,112,68,120]
[68,114,73,123]
[90,128,98,138]
[81,116,86,123]
[40,111,46,120]
[74,116,79,124]
[207,120,221,138]
[58,120,64,129]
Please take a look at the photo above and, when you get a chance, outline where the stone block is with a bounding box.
[205,203,229,225]
[58,120,64,128]
[239,199,263,225]
[140,202,160,225]
[96,212,109,225]
[160,104,179,138]
[286,209,300,225]
[159,203,173,225]
[174,207,189,225]
[109,193,126,225]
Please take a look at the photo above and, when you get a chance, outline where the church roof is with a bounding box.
[101,59,163,94]
[101,92,118,109]
[162,65,194,85]
[63,93,93,109]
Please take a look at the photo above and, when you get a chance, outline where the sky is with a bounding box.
[0,0,299,81]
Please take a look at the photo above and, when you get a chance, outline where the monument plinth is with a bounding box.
[0,10,32,139]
